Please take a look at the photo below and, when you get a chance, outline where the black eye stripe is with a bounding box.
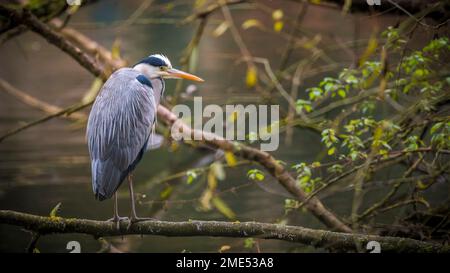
[139,56,166,67]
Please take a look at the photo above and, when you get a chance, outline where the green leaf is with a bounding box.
[328,164,343,174]
[311,161,321,168]
[307,87,323,101]
[244,238,255,249]
[49,202,62,218]
[242,19,264,30]
[284,199,300,212]
[296,99,312,113]
[186,170,198,184]
[324,82,334,93]
[273,21,284,32]
[160,186,173,199]
[247,169,265,181]
[298,175,310,184]
[431,122,443,134]
[212,21,229,37]
[328,146,336,155]
[225,151,237,167]
[212,197,236,220]
[272,9,284,20]
[245,66,258,88]
[247,131,258,143]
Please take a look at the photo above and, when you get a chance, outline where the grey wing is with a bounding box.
[87,69,156,200]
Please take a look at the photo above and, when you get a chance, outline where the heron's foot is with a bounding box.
[107,216,129,230]
[126,216,155,230]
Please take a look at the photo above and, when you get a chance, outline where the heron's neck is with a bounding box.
[133,64,164,104]
[150,77,165,105]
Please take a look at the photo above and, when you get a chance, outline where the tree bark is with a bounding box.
[1,210,448,253]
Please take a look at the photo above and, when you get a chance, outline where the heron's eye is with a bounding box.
[160,66,167,71]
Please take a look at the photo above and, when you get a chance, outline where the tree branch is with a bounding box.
[0,6,107,80]
[1,210,447,253]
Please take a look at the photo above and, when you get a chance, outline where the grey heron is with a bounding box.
[87,54,203,227]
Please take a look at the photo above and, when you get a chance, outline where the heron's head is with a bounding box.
[133,54,204,82]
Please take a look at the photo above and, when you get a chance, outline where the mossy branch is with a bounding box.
[1,210,448,253]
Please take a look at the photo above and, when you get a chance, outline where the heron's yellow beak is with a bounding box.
[166,68,204,82]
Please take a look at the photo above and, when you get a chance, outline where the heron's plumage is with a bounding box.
[87,68,161,200]
[136,54,172,68]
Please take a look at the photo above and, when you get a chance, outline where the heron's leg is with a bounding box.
[113,193,120,220]
[107,193,128,230]
[129,175,139,220]
[127,175,153,228]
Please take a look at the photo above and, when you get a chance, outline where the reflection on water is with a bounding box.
[0,1,434,252]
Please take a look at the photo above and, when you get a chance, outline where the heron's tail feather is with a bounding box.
[95,192,108,201]
[91,159,124,201]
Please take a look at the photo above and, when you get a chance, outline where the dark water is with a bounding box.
[0,0,441,252]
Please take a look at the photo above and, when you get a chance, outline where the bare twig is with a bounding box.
[0,6,106,80]
[49,19,127,70]
[116,0,154,32]
[181,0,247,25]
[358,155,425,221]
[279,0,309,70]
[0,78,87,121]
[0,101,93,143]
[172,17,208,104]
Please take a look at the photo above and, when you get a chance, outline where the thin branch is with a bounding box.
[295,0,448,21]
[285,64,305,145]
[357,155,425,221]
[49,19,127,70]
[253,57,298,111]
[386,0,446,29]
[279,0,309,70]
[181,0,247,25]
[0,6,107,80]
[0,78,87,121]
[26,232,40,253]
[298,147,447,209]
[172,16,208,104]
[116,0,154,33]
[1,210,447,253]
[0,101,93,143]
